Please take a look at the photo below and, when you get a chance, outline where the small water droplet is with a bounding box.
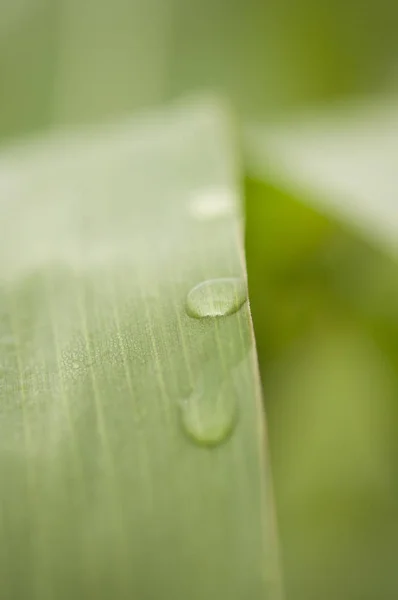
[186,278,247,319]
[189,186,236,220]
[180,379,237,447]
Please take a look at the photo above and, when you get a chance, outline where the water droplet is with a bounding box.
[186,278,247,319]
[180,379,237,447]
[189,186,236,220]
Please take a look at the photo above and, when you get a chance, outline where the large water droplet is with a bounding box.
[186,278,247,319]
[180,375,237,447]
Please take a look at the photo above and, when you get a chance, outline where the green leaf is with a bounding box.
[0,98,277,599]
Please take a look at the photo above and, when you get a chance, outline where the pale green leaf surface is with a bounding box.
[245,95,398,254]
[0,99,273,599]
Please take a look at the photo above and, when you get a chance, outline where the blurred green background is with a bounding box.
[1,0,398,138]
[1,1,398,599]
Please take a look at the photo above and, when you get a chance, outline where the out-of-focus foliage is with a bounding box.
[245,98,398,599]
[1,0,398,139]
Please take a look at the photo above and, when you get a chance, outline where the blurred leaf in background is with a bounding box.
[1,0,398,140]
[245,96,398,599]
[0,0,59,139]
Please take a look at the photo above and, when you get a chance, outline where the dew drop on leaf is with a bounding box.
[186,278,247,319]
[179,377,238,447]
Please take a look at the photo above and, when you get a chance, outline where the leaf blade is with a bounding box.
[0,98,275,599]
